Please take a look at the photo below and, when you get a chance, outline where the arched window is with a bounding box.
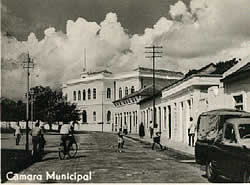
[82,90,86,101]
[73,91,76,101]
[107,88,111,99]
[125,87,128,96]
[65,93,68,101]
[93,88,96,99]
[93,111,96,121]
[119,88,122,99]
[78,90,81,100]
[88,88,91,100]
[82,110,87,123]
[131,86,135,93]
[107,111,111,122]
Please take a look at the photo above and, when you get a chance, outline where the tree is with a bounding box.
[30,86,80,130]
[0,98,26,122]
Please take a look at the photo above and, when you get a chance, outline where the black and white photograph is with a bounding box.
[1,0,250,183]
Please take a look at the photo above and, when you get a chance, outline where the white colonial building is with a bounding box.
[138,63,224,144]
[62,67,183,132]
[208,56,250,112]
[62,70,115,130]
[113,68,183,133]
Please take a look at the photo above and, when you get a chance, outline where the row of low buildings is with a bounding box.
[62,55,250,145]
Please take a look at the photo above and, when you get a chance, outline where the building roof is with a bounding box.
[134,67,183,77]
[222,55,250,79]
[221,56,250,82]
[113,84,163,104]
[161,73,222,92]
[200,108,250,117]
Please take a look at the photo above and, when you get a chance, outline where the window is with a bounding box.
[83,90,86,100]
[224,124,237,143]
[125,87,128,96]
[93,111,96,121]
[119,88,122,99]
[93,88,96,99]
[233,94,243,110]
[65,94,68,101]
[88,88,91,100]
[78,90,81,101]
[107,111,111,122]
[107,88,111,99]
[131,86,135,93]
[73,91,76,101]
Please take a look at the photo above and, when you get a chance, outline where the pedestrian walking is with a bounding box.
[139,122,145,138]
[152,132,164,150]
[123,123,128,135]
[117,128,124,152]
[14,122,21,145]
[149,121,154,138]
[188,117,196,147]
[39,124,46,155]
[30,121,42,161]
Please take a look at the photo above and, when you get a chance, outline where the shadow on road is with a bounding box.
[1,149,32,183]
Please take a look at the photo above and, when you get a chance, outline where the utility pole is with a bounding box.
[23,53,34,152]
[101,90,104,133]
[30,89,34,129]
[145,46,162,131]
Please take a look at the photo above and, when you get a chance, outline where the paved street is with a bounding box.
[3,132,208,183]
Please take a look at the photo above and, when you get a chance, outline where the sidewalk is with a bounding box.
[125,134,195,157]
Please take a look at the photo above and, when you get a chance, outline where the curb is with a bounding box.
[125,135,194,158]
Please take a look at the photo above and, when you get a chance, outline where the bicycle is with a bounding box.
[58,134,78,160]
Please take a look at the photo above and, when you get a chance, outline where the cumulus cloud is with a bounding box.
[2,0,250,99]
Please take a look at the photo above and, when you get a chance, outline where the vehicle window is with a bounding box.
[197,115,219,140]
[238,124,250,139]
[224,124,237,143]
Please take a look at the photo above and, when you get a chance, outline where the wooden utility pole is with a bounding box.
[23,53,34,152]
[145,46,162,131]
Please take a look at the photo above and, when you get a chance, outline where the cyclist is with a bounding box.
[60,121,74,154]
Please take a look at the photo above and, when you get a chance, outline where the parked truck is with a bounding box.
[195,109,250,182]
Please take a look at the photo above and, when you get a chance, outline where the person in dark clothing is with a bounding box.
[139,122,145,138]
[118,128,124,152]
[152,132,164,150]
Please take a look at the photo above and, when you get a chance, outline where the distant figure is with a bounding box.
[58,122,63,132]
[139,122,145,138]
[39,124,46,154]
[149,121,154,138]
[123,123,128,135]
[14,122,21,145]
[188,117,196,147]
[30,121,41,160]
[152,132,164,150]
[117,128,124,152]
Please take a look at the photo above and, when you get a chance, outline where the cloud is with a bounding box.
[2,0,250,99]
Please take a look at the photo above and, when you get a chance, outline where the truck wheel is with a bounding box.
[206,161,217,182]
[242,169,249,183]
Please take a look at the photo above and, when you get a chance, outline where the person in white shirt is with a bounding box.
[15,122,21,145]
[60,122,73,153]
[188,117,196,147]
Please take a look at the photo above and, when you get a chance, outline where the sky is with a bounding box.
[1,0,250,99]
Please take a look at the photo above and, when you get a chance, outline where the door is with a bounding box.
[220,124,243,179]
